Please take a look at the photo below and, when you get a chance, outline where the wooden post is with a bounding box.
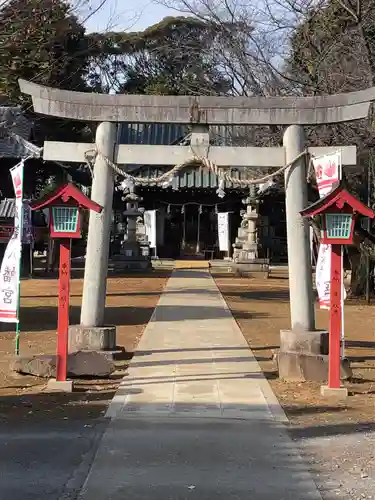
[227,211,233,259]
[181,206,186,251]
[328,244,342,388]
[29,243,33,278]
[196,206,201,254]
[57,239,71,382]
[366,159,372,304]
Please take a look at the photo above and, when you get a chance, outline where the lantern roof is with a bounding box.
[30,183,102,213]
[300,183,375,219]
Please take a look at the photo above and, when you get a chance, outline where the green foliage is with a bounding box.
[0,10,232,195]
[88,16,231,96]
[0,0,95,192]
[0,0,89,104]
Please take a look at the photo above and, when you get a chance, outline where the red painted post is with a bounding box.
[328,244,342,388]
[56,239,71,382]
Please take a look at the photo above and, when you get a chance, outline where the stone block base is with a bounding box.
[234,260,269,272]
[13,351,116,378]
[280,329,328,355]
[278,329,352,382]
[277,351,352,382]
[320,385,348,399]
[68,325,116,353]
[114,261,151,271]
[47,379,73,393]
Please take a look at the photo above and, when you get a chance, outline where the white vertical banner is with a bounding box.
[312,151,346,310]
[22,200,33,244]
[315,243,331,309]
[312,151,341,197]
[217,212,229,252]
[0,161,24,323]
[144,210,157,249]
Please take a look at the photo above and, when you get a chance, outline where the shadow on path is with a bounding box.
[5,306,269,332]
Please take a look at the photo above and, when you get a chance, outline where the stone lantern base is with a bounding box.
[112,242,151,271]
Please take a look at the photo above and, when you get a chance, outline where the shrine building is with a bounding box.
[113,122,288,262]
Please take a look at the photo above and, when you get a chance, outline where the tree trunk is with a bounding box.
[348,228,375,296]
[347,248,366,295]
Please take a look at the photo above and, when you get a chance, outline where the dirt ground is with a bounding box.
[215,271,375,499]
[0,271,170,423]
[214,271,375,429]
[5,268,375,429]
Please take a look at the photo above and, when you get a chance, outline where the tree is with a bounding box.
[0,0,100,193]
[287,0,375,295]
[0,9,233,196]
[88,16,231,95]
[287,0,375,93]
[156,0,291,97]
[154,0,375,294]
[287,0,375,199]
[0,0,90,104]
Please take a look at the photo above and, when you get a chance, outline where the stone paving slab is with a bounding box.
[77,270,322,499]
[106,270,281,421]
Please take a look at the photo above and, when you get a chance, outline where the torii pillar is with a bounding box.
[283,125,315,331]
[19,78,375,379]
[80,122,117,328]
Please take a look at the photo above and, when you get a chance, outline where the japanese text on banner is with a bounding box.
[217,213,229,252]
[22,201,33,244]
[0,161,24,323]
[0,238,21,322]
[144,210,157,249]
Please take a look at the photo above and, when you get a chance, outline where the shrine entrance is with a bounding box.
[20,77,368,382]
[138,186,243,259]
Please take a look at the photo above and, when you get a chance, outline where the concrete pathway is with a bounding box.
[78,270,322,500]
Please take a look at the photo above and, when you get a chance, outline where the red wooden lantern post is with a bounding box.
[31,184,102,390]
[301,184,374,396]
[57,239,70,382]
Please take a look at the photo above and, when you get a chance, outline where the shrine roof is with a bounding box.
[301,184,375,218]
[30,183,102,213]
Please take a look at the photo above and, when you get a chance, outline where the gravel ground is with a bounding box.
[296,430,375,499]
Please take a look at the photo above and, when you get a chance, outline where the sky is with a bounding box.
[84,0,179,33]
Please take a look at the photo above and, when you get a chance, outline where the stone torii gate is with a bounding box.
[19,79,375,379]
